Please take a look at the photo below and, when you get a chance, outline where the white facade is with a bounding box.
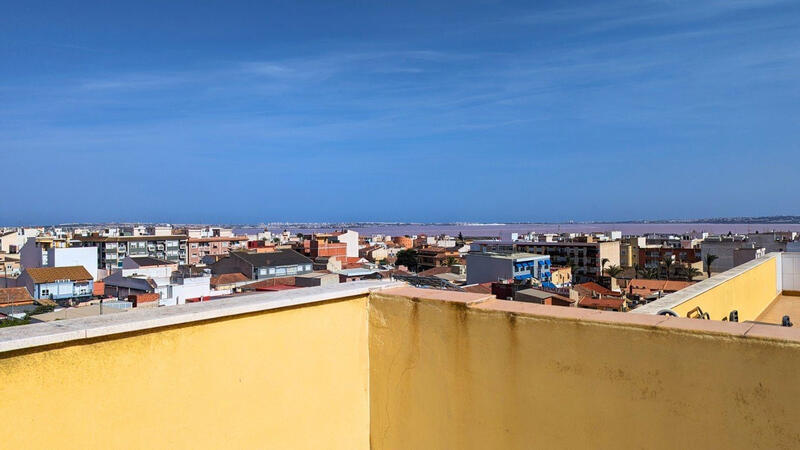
[121,265,173,279]
[336,230,359,258]
[48,247,99,281]
[158,276,212,306]
[146,225,173,236]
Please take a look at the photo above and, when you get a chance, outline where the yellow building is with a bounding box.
[2,258,800,449]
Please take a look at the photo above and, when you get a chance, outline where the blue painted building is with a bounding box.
[466,252,552,285]
[20,266,94,302]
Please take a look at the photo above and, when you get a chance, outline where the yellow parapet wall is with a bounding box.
[0,295,371,450]
[672,257,778,321]
[369,290,800,450]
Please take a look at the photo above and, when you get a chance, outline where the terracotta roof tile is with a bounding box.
[25,266,92,284]
[0,287,34,306]
[210,273,250,286]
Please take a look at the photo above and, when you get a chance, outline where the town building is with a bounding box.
[187,236,248,265]
[0,228,41,254]
[20,239,99,280]
[626,278,695,301]
[416,247,461,270]
[733,246,767,267]
[294,272,340,288]
[0,286,35,309]
[210,273,250,291]
[332,230,359,258]
[472,239,620,282]
[701,232,792,274]
[619,236,657,267]
[391,236,414,249]
[0,254,20,277]
[18,266,94,303]
[308,236,348,259]
[514,287,574,306]
[74,235,189,269]
[359,245,388,263]
[210,250,314,280]
[549,266,572,287]
[104,257,211,306]
[638,246,701,270]
[466,252,552,286]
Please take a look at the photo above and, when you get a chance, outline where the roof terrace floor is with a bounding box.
[755,292,800,325]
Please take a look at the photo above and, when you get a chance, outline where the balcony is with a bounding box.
[1,280,800,448]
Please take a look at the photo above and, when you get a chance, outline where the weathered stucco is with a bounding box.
[0,295,371,449]
[671,256,778,321]
[369,289,800,450]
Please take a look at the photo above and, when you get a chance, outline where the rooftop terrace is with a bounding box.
[634,252,800,325]
[2,272,800,448]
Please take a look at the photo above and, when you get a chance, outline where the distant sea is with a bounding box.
[234,223,800,238]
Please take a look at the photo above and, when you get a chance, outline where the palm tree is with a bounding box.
[680,266,702,281]
[567,257,580,281]
[443,256,459,267]
[605,265,624,278]
[705,254,719,278]
[644,267,660,279]
[661,257,675,280]
[633,264,643,279]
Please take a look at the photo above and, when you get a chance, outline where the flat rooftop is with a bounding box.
[468,252,548,260]
[756,293,800,324]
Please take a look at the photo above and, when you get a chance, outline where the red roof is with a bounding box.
[242,277,296,290]
[210,273,250,287]
[417,266,454,277]
[579,296,625,309]
[463,282,493,294]
[627,279,694,293]
[0,287,34,306]
[574,282,621,297]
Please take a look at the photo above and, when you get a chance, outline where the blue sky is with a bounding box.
[2,0,800,224]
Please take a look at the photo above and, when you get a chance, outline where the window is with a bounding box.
[269,268,275,275]
[41,289,49,296]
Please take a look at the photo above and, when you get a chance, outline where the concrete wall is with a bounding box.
[369,289,800,450]
[0,293,371,449]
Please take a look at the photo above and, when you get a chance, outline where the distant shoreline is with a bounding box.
[45,216,800,228]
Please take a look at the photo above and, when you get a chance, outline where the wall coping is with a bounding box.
[0,280,403,354]
[377,285,800,344]
[631,252,781,315]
